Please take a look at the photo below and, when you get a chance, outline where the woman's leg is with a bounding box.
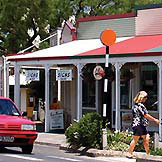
[128,136,140,155]
[141,134,150,154]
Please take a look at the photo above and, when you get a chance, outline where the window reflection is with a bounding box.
[120,63,158,111]
[82,80,95,108]
[120,67,133,110]
[0,100,20,116]
[120,80,130,109]
[141,63,157,111]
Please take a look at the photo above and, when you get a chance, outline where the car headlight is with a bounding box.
[21,124,36,131]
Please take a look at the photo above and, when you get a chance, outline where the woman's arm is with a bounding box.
[144,114,160,124]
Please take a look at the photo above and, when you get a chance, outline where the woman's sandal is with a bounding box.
[126,152,135,159]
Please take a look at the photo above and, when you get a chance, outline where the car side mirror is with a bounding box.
[22,112,27,116]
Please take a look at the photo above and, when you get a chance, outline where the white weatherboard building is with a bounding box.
[4,4,162,141]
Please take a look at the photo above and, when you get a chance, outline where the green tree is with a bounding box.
[48,0,73,30]
[0,0,76,55]
[70,0,162,17]
[0,0,52,54]
[107,0,162,14]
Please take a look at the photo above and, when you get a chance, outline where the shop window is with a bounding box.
[140,63,158,111]
[120,80,130,109]
[120,68,134,110]
[82,109,96,115]
[82,80,95,108]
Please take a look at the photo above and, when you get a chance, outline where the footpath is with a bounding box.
[35,132,162,162]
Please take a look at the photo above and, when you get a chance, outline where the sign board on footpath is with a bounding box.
[49,109,64,130]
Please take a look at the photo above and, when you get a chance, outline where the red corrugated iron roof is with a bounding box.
[77,35,162,56]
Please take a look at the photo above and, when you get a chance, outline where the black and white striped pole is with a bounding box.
[100,29,116,149]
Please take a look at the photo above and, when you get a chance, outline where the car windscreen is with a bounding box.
[0,99,20,116]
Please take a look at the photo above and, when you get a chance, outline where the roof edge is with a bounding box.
[135,3,162,11]
[65,20,76,31]
[76,13,135,23]
[8,51,162,62]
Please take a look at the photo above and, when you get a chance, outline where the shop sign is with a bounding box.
[56,70,72,81]
[49,109,64,130]
[25,70,40,81]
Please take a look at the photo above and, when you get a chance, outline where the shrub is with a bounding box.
[65,117,158,154]
[151,147,162,156]
[65,121,79,146]
[107,130,133,151]
[77,112,102,148]
[106,130,155,152]
[65,112,102,149]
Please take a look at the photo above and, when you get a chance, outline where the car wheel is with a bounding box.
[21,145,33,154]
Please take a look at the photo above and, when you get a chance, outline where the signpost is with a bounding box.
[100,29,116,149]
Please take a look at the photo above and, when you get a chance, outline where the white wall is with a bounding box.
[20,88,27,112]
[136,8,162,36]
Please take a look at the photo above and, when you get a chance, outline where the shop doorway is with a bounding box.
[82,63,113,129]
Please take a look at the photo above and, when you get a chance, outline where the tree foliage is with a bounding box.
[0,0,52,54]
[69,0,162,17]
[0,0,162,55]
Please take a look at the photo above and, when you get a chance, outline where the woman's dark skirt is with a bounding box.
[132,125,148,136]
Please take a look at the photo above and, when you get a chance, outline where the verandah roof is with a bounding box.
[78,34,162,56]
[7,34,162,62]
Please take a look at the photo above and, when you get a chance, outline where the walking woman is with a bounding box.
[128,91,160,157]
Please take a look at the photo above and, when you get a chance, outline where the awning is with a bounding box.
[6,37,132,61]
[7,35,162,61]
[78,34,162,56]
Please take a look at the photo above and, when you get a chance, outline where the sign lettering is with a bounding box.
[56,70,72,81]
[25,70,40,81]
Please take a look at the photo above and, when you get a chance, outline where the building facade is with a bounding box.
[4,4,162,140]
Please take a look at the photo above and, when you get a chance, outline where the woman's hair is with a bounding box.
[134,91,147,103]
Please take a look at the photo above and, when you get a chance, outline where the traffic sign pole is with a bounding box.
[103,46,109,128]
[100,30,116,149]
[102,46,109,149]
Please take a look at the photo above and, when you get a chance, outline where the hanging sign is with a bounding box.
[56,70,72,81]
[25,70,40,81]
[93,66,105,80]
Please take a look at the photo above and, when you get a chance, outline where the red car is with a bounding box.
[0,97,37,154]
